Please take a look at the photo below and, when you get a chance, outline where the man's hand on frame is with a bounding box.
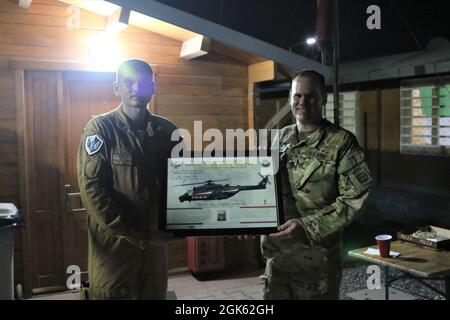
[269,219,302,238]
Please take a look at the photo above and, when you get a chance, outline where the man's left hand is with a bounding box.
[269,219,302,238]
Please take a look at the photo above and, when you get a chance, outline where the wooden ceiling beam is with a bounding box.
[249,60,276,83]
[105,7,131,35]
[179,35,210,60]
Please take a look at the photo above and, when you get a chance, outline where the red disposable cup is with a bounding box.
[375,235,392,258]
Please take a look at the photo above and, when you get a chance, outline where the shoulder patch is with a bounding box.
[85,134,104,155]
[347,165,372,193]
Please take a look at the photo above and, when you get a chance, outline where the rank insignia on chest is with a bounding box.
[85,134,104,155]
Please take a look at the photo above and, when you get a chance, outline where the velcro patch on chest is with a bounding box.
[338,149,365,174]
[85,134,104,156]
[112,152,132,165]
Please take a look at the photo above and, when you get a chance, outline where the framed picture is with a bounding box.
[163,156,283,236]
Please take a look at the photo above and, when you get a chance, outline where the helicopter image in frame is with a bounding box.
[177,173,270,202]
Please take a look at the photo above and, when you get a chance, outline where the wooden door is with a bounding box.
[24,71,65,292]
[23,71,187,295]
[23,71,120,293]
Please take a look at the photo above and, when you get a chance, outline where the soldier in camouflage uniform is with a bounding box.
[77,59,179,299]
[261,70,372,299]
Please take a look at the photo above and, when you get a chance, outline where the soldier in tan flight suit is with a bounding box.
[77,59,179,299]
[261,70,372,299]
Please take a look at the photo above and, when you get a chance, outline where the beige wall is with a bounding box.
[360,85,450,191]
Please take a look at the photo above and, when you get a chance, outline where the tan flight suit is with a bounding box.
[261,119,372,299]
[77,105,179,299]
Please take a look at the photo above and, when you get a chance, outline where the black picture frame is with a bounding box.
[160,151,284,237]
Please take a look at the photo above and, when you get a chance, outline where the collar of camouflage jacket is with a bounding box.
[115,104,156,137]
[284,118,330,150]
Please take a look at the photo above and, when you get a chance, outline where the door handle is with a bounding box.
[64,184,83,214]
[64,184,88,231]
[64,184,73,215]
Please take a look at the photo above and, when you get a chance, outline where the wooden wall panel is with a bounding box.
[157,86,247,97]
[0,0,249,293]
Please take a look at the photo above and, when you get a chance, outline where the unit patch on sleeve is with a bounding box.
[85,134,104,156]
[348,165,372,193]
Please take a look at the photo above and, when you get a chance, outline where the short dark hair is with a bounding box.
[116,59,153,81]
[293,69,325,89]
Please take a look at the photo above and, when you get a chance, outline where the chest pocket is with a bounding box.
[294,158,322,190]
[300,161,339,206]
[111,151,136,197]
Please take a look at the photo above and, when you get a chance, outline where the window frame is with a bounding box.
[400,77,450,156]
[325,90,359,139]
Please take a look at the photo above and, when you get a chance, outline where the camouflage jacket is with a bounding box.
[262,119,372,252]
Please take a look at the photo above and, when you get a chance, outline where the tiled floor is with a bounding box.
[29,290,80,300]
[27,265,441,300]
[26,221,443,301]
[168,270,265,300]
[28,269,265,300]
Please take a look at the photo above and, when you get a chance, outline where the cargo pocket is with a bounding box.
[85,157,102,179]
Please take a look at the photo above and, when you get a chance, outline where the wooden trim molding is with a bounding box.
[247,82,255,146]
[10,59,117,72]
[15,68,33,298]
[10,59,160,74]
